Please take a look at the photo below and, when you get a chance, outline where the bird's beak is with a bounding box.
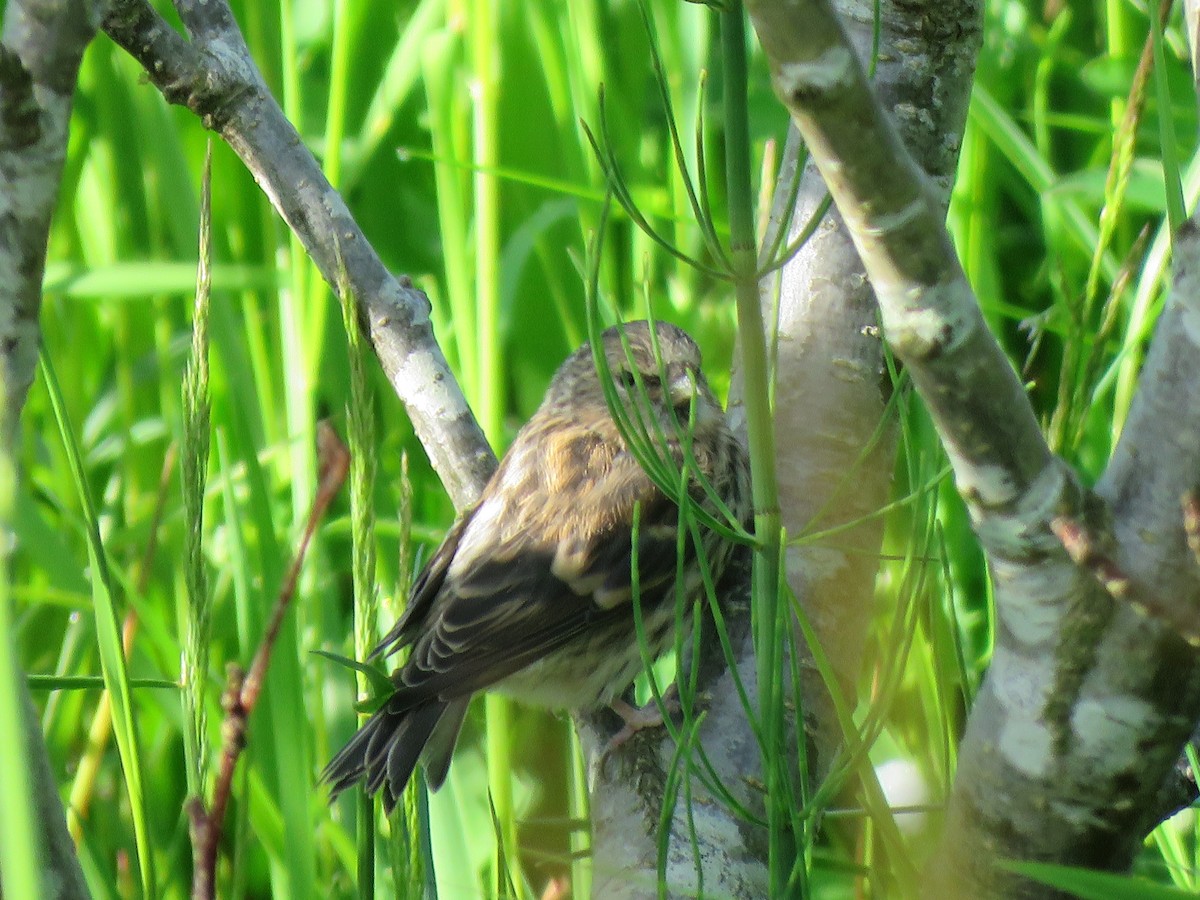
[672,369,700,400]
[669,368,700,409]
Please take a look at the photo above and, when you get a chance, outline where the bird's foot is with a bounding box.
[598,688,679,772]
[607,697,664,748]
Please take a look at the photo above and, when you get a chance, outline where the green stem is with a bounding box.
[356,795,375,898]
[279,0,316,527]
[472,1,503,440]
[327,3,377,890]
[1104,0,1133,130]
[470,0,518,879]
[1103,0,1134,260]
[721,5,790,895]
[0,433,41,899]
[422,32,476,389]
[338,256,381,895]
[1150,0,1185,235]
[324,0,350,191]
[42,352,157,897]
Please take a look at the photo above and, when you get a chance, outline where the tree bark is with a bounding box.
[734,0,982,780]
[0,0,99,896]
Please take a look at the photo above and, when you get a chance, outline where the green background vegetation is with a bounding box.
[6,0,1199,896]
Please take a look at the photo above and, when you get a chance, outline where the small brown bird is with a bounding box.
[322,320,749,811]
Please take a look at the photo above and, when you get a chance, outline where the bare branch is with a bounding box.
[744,0,982,774]
[746,0,1054,512]
[941,249,1200,885]
[14,682,90,898]
[729,6,985,894]
[1097,221,1200,638]
[101,0,496,511]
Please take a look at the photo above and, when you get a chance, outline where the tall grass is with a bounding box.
[9,0,1198,897]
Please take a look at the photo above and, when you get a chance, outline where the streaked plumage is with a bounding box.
[322,320,749,811]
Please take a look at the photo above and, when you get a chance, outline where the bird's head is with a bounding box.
[545,320,724,436]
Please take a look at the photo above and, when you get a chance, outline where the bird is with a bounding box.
[322,319,750,812]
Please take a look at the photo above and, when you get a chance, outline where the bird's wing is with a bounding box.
[394,441,691,702]
[369,511,473,660]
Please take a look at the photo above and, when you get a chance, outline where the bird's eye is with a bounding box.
[616,370,661,391]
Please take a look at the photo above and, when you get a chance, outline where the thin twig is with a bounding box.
[1183,490,1200,569]
[188,422,349,900]
[1052,514,1200,647]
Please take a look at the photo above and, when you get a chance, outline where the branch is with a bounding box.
[936,226,1200,894]
[1096,221,1200,643]
[746,0,1054,509]
[746,0,1200,896]
[100,0,496,511]
[0,0,99,896]
[13,682,90,898]
[738,0,982,777]
[1050,512,1200,646]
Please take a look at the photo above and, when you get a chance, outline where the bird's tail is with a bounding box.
[322,696,469,813]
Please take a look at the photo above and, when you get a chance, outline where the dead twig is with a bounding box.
[188,422,350,900]
[1051,514,1200,647]
[1183,490,1200,569]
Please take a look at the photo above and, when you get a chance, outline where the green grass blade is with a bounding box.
[40,350,156,897]
[1149,2,1185,234]
[26,675,178,691]
[970,84,1119,282]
